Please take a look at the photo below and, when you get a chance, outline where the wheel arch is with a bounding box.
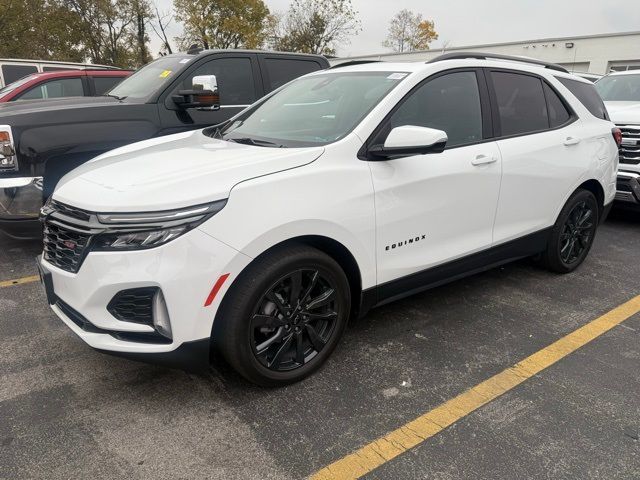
[576,178,605,219]
[217,234,368,328]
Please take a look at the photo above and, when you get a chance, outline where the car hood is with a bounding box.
[604,101,640,125]
[53,130,324,212]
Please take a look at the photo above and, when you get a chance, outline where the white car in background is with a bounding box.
[596,71,640,210]
[38,53,619,386]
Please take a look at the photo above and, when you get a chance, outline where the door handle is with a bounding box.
[471,154,498,166]
[564,136,581,146]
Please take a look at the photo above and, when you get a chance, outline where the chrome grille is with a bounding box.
[618,125,640,165]
[42,222,92,273]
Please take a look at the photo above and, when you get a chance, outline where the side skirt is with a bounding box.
[361,228,552,312]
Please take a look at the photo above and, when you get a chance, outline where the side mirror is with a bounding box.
[172,74,220,111]
[369,125,448,160]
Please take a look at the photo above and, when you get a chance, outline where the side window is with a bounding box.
[544,84,571,128]
[16,77,84,100]
[491,71,548,137]
[2,64,38,84]
[17,85,44,100]
[386,71,483,148]
[557,77,609,120]
[43,78,84,98]
[93,76,124,95]
[264,58,323,91]
[182,57,256,105]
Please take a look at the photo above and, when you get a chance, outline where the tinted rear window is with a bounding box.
[544,84,572,128]
[491,71,549,136]
[557,77,609,120]
[264,58,323,91]
[93,76,124,95]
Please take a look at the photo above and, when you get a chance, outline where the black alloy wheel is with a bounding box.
[214,244,350,387]
[250,269,339,372]
[559,200,595,265]
[540,189,599,274]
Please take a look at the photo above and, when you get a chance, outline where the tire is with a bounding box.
[540,189,599,274]
[213,244,351,387]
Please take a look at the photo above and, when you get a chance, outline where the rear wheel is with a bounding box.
[214,245,351,387]
[540,189,599,273]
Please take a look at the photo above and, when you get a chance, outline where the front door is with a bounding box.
[368,70,502,286]
[159,53,263,135]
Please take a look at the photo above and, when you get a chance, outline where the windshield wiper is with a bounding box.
[226,137,283,148]
[103,93,127,101]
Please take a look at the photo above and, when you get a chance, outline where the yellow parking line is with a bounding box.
[311,294,640,480]
[0,275,40,288]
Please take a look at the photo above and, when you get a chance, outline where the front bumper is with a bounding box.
[615,171,640,209]
[0,176,43,238]
[39,227,252,370]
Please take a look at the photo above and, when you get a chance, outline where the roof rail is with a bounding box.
[427,52,569,73]
[330,60,381,69]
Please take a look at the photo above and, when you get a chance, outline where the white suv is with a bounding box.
[595,70,640,209]
[38,53,619,386]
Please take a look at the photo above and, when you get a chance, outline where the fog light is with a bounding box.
[152,290,172,339]
[0,155,15,168]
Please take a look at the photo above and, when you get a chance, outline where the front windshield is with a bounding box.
[108,55,193,100]
[0,74,38,96]
[220,71,408,147]
[595,74,640,102]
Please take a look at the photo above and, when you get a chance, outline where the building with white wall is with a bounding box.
[331,31,640,75]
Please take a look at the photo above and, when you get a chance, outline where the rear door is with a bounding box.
[487,69,590,243]
[368,69,502,287]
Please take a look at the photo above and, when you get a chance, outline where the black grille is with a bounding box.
[50,200,92,222]
[107,288,157,325]
[617,180,633,192]
[43,222,92,273]
[56,299,170,344]
[619,126,640,165]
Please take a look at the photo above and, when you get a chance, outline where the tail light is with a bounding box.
[612,127,623,147]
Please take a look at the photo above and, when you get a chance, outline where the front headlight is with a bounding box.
[93,200,226,251]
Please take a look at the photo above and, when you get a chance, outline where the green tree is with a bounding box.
[268,0,360,56]
[382,9,438,53]
[0,0,85,61]
[63,0,154,68]
[175,0,270,50]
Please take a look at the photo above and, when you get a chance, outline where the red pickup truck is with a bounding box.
[0,69,131,102]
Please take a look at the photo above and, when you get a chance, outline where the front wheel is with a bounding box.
[540,189,599,273]
[214,245,351,387]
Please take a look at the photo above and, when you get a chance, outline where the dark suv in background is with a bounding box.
[0,49,329,239]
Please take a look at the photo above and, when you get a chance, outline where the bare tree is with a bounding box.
[268,0,361,56]
[149,1,174,54]
[382,9,438,53]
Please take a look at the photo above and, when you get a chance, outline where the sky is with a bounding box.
[150,0,640,58]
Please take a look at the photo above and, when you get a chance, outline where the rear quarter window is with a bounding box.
[557,77,609,120]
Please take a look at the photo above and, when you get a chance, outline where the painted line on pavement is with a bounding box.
[311,294,640,480]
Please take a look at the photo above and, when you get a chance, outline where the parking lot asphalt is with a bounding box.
[1,210,639,480]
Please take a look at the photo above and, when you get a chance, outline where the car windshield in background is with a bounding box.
[595,74,640,101]
[108,55,193,100]
[220,71,408,147]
